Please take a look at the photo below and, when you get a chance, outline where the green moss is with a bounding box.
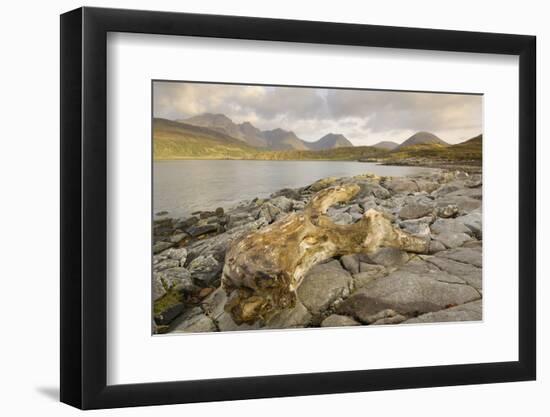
[154,290,183,315]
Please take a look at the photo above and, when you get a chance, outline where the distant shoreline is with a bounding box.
[153,157,481,173]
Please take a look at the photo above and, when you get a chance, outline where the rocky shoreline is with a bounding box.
[153,169,482,334]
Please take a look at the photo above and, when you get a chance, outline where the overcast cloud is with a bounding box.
[153,81,482,145]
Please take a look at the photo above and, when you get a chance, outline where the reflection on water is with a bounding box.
[154,160,435,218]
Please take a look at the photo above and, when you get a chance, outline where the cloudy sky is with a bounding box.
[153,81,482,145]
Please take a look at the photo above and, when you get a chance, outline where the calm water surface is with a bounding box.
[154,160,436,219]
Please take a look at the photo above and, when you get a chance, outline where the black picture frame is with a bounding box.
[60,6,536,410]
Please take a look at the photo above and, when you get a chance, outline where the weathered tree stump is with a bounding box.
[221,183,428,324]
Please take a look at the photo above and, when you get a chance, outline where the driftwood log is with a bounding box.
[221,183,429,324]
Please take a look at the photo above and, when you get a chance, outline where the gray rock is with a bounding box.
[397,257,440,274]
[399,216,433,237]
[266,301,312,329]
[384,178,419,194]
[155,303,185,325]
[216,312,261,332]
[464,177,482,188]
[292,201,306,211]
[435,196,482,214]
[348,204,363,216]
[455,209,482,239]
[186,224,218,237]
[428,240,447,254]
[353,264,387,288]
[174,216,199,231]
[363,248,409,267]
[437,171,457,183]
[340,254,360,274]
[204,216,222,224]
[463,240,483,248]
[297,260,352,315]
[321,314,360,327]
[188,255,222,286]
[331,212,353,225]
[399,202,432,220]
[155,267,196,293]
[431,218,473,235]
[446,187,482,200]
[430,218,473,248]
[434,231,473,249]
[153,274,166,300]
[186,218,267,261]
[359,196,378,212]
[271,188,302,200]
[169,233,187,244]
[437,204,459,218]
[437,247,482,268]
[414,179,440,193]
[362,308,404,324]
[404,300,482,324]
[198,211,216,219]
[153,241,174,254]
[431,181,464,197]
[258,202,282,224]
[172,313,217,333]
[269,196,295,212]
[201,287,227,320]
[153,258,180,273]
[372,315,407,325]
[425,255,482,290]
[356,181,391,199]
[155,247,187,266]
[336,269,480,321]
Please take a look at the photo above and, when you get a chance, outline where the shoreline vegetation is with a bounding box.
[153,169,483,334]
[153,117,482,172]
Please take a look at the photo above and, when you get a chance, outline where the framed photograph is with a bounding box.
[60,7,536,409]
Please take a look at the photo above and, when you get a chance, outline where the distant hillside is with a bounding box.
[154,118,387,161]
[372,141,399,151]
[387,134,482,163]
[255,146,388,161]
[395,131,448,150]
[308,133,353,150]
[154,117,481,165]
[263,128,311,151]
[154,118,260,160]
[183,113,268,147]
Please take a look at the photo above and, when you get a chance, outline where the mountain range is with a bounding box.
[154,113,479,162]
[182,113,353,151]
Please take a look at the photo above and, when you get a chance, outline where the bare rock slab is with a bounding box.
[172,313,217,333]
[437,247,482,268]
[425,255,482,290]
[216,312,261,332]
[404,299,482,324]
[265,301,312,329]
[336,269,480,321]
[321,314,360,327]
[362,248,409,267]
[297,260,352,316]
[384,178,419,194]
